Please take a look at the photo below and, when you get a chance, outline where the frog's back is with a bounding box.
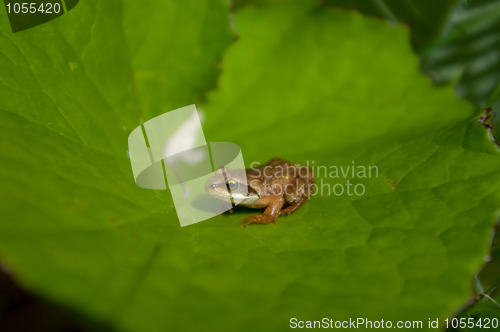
[246,158,314,202]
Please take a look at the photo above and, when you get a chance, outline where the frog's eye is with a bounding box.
[210,184,218,189]
[227,179,239,191]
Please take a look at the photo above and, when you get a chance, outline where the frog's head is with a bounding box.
[205,167,256,203]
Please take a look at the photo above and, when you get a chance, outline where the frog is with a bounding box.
[205,158,314,227]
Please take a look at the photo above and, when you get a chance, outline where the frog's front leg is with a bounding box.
[241,196,285,227]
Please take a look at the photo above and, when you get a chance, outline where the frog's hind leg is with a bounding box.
[281,177,311,216]
[241,195,285,227]
[280,196,307,216]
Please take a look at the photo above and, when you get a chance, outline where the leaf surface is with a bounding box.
[0,1,499,331]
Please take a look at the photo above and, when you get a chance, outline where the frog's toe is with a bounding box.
[240,215,255,227]
[280,209,294,216]
[241,214,274,227]
[240,217,249,227]
[243,219,256,228]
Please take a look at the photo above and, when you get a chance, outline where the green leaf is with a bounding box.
[324,0,500,139]
[323,0,500,108]
[0,1,500,332]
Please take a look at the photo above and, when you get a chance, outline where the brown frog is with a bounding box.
[205,158,314,227]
